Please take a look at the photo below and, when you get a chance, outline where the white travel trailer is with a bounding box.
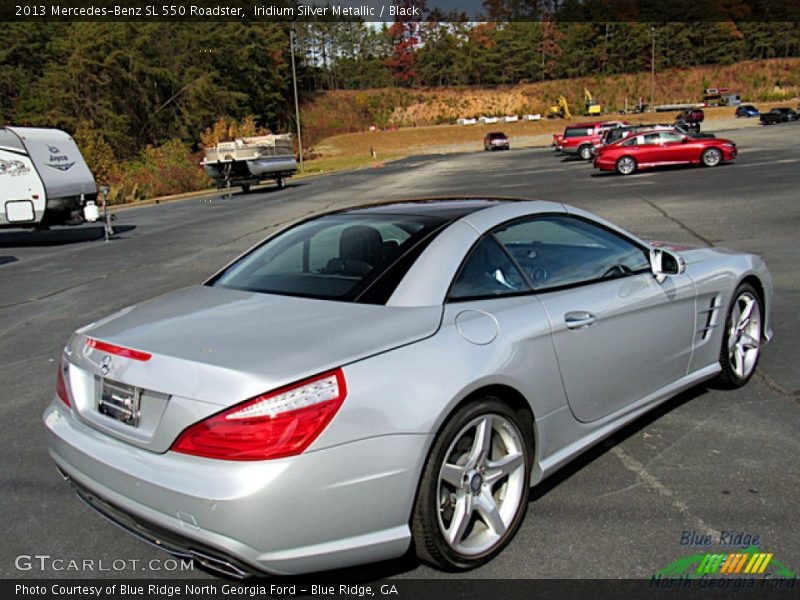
[0,127,99,229]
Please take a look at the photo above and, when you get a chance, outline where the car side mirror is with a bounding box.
[681,137,689,144]
[650,248,686,283]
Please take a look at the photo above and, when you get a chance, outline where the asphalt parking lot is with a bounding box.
[1,122,798,580]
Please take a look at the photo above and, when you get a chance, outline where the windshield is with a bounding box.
[210,213,447,303]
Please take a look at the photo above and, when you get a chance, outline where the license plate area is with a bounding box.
[99,379,141,427]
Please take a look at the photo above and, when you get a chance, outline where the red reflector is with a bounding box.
[171,369,346,461]
[56,359,71,408]
[85,338,152,361]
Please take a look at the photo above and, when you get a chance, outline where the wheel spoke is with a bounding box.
[466,417,493,469]
[441,462,465,488]
[732,346,745,376]
[728,327,738,350]
[484,451,524,485]
[476,491,506,536]
[730,303,742,329]
[739,332,759,350]
[448,493,473,545]
[738,297,754,325]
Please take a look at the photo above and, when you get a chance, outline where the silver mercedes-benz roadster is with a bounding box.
[44,198,772,577]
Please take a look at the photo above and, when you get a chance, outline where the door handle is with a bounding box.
[564,311,596,329]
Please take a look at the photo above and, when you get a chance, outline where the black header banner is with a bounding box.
[2,0,800,22]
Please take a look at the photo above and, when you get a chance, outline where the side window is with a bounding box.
[621,136,637,147]
[660,132,683,143]
[642,133,660,145]
[493,216,651,291]
[449,237,530,300]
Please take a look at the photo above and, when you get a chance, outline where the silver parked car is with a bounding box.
[44,199,772,577]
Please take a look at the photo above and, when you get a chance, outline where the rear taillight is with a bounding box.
[56,358,71,408]
[171,369,347,461]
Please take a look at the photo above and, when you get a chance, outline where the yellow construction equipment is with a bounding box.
[548,95,571,119]
[584,89,602,115]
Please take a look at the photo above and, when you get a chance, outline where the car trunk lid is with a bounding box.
[64,286,442,452]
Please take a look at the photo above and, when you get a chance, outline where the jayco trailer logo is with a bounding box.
[46,145,74,171]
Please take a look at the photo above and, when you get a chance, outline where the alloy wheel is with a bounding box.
[703,148,722,167]
[617,156,636,175]
[727,291,761,380]
[436,414,526,556]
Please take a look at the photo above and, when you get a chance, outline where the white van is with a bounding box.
[0,127,99,229]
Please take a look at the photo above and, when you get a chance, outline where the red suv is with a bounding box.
[559,121,631,160]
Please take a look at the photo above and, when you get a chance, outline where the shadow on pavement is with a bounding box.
[0,225,136,247]
[529,385,708,503]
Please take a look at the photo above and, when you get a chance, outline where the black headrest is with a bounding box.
[340,225,383,266]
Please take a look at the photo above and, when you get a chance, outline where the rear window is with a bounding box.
[210,214,447,303]
[564,127,592,138]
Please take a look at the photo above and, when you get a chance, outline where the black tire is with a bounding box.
[715,283,763,388]
[578,145,593,161]
[276,177,285,190]
[412,398,532,570]
[701,147,723,167]
[615,156,637,175]
[240,183,251,194]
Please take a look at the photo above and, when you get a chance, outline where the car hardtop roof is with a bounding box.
[340,198,513,219]
[486,132,507,137]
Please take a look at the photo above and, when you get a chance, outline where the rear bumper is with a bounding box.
[44,400,428,576]
[62,471,256,579]
[43,194,97,226]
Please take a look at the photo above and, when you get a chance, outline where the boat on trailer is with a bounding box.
[201,134,297,193]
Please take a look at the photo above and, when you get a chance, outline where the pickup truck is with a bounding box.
[760,108,798,125]
[559,121,631,160]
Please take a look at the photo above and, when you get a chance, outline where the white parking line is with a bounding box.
[610,446,720,539]
[738,159,800,168]
[601,180,655,186]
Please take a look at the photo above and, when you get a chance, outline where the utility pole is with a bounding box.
[290,27,304,173]
[650,26,656,112]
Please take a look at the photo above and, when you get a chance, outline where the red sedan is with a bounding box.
[593,130,737,175]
